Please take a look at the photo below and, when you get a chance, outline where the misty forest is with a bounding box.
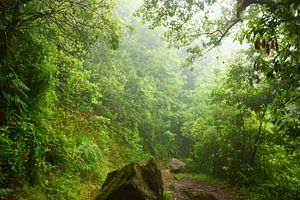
[0,0,299,199]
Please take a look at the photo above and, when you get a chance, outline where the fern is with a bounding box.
[0,188,13,197]
[78,139,103,164]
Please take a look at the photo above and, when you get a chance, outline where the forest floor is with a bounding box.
[161,169,245,200]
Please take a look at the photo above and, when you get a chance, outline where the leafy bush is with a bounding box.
[0,120,47,186]
[0,188,14,197]
[45,131,78,171]
[76,135,108,182]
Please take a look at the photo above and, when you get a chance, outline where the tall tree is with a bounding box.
[138,0,300,138]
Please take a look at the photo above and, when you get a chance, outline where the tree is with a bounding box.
[138,0,300,138]
[0,0,119,124]
[0,0,119,188]
[0,0,119,63]
[184,52,299,196]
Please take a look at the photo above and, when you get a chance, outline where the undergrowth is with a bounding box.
[163,190,173,200]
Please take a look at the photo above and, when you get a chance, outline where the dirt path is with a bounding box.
[161,170,244,200]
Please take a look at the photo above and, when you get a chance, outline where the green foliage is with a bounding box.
[0,115,51,186]
[86,5,187,159]
[76,134,109,182]
[163,190,173,200]
[138,1,299,198]
[18,174,99,200]
[0,0,121,198]
[179,52,300,198]
[45,130,77,170]
[0,0,299,199]
[0,188,14,198]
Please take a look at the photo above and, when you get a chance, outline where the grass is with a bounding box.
[14,172,103,200]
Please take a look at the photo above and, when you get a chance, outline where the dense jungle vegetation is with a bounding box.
[0,0,299,199]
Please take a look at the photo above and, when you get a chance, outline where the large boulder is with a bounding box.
[168,158,186,173]
[96,157,163,200]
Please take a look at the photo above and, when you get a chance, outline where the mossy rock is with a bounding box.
[168,158,186,173]
[96,157,163,200]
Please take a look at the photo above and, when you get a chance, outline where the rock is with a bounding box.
[96,157,163,200]
[168,158,186,173]
[169,183,185,192]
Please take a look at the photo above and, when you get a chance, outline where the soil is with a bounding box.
[161,169,245,200]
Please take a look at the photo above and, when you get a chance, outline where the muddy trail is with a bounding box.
[161,169,245,200]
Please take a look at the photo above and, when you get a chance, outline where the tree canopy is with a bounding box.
[138,0,300,138]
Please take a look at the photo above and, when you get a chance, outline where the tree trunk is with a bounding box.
[250,107,267,167]
[0,1,24,65]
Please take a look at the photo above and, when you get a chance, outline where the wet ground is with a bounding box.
[161,169,244,200]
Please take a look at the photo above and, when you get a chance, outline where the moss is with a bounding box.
[97,158,163,200]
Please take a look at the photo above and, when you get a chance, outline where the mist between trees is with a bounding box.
[0,0,299,199]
